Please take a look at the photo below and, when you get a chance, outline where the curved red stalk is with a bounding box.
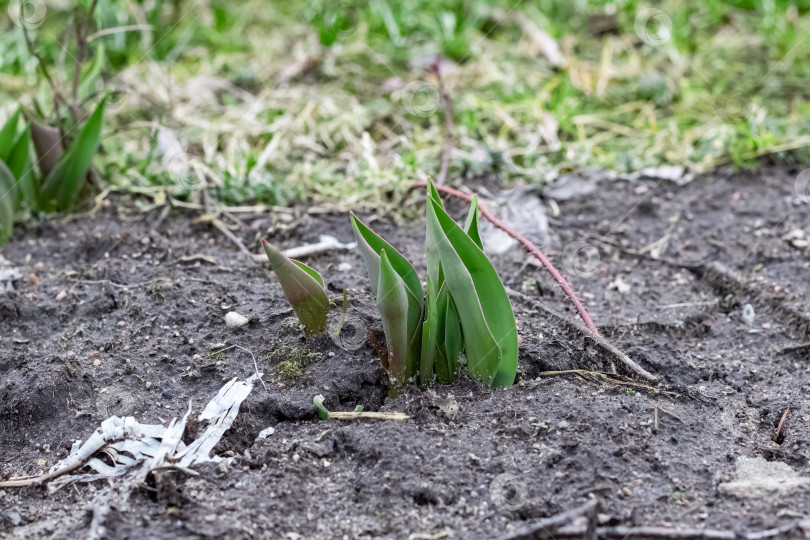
[414,182,600,336]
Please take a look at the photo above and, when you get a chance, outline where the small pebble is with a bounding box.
[742,303,755,326]
[224,312,249,328]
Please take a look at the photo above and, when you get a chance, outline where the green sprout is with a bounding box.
[263,239,330,337]
[351,213,423,395]
[265,179,518,395]
[313,395,408,421]
[425,187,517,388]
[351,179,517,394]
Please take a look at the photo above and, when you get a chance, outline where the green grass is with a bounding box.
[2,0,810,215]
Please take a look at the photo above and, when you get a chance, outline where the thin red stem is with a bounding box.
[414,182,601,336]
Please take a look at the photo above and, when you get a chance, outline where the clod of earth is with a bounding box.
[719,457,810,500]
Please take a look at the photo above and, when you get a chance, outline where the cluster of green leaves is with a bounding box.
[0,99,106,243]
[263,180,517,395]
[351,180,517,393]
[0,109,32,243]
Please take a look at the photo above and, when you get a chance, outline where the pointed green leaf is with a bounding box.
[425,179,465,382]
[39,98,106,211]
[463,195,483,250]
[351,214,423,392]
[0,109,20,165]
[7,127,30,181]
[419,275,439,387]
[436,288,461,383]
[292,259,325,288]
[350,212,422,308]
[426,178,444,208]
[378,249,414,394]
[263,239,329,336]
[426,197,518,387]
[8,128,35,209]
[425,178,445,285]
[0,160,17,244]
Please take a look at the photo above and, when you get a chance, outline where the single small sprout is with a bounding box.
[263,239,330,337]
[313,394,330,420]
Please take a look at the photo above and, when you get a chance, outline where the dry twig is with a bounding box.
[774,408,789,442]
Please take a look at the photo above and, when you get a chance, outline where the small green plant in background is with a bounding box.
[264,179,518,396]
[37,98,106,212]
[0,99,106,243]
[0,109,32,243]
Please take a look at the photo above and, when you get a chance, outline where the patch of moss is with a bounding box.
[270,347,322,381]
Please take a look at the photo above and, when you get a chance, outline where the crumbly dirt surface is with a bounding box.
[1,166,809,539]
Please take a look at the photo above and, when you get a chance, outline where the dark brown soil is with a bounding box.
[1,166,809,539]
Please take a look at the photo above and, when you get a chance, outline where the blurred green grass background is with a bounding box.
[2,0,810,212]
